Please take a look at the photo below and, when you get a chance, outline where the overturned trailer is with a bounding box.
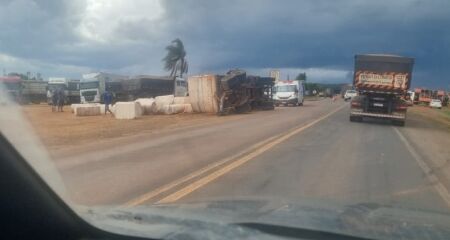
[188,70,275,115]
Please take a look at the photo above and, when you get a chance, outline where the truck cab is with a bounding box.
[273,80,304,106]
[48,78,80,104]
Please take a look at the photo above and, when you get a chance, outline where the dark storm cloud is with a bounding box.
[0,0,449,88]
[161,0,450,87]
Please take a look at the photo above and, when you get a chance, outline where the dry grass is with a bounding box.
[408,105,450,128]
[21,104,223,150]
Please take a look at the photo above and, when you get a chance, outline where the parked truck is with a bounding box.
[80,73,187,103]
[47,78,80,104]
[273,80,305,106]
[21,80,48,104]
[0,76,22,102]
[350,54,414,126]
[118,75,187,101]
[79,73,127,103]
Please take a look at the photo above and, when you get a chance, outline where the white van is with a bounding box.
[273,80,305,106]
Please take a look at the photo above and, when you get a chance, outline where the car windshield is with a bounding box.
[276,85,297,92]
[1,1,450,240]
[80,81,99,90]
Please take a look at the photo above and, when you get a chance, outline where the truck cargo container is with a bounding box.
[350,54,414,126]
[118,75,186,101]
[188,70,274,115]
[21,80,48,103]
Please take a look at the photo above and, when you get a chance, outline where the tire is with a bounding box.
[299,101,303,106]
[350,116,362,122]
[393,120,405,127]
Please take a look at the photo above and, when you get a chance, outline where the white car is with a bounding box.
[429,99,442,109]
[344,90,357,101]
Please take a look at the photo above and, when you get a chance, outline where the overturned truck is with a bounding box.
[188,69,274,115]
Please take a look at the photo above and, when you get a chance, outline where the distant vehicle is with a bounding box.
[324,88,333,97]
[79,73,127,103]
[0,76,22,102]
[344,90,357,101]
[21,80,48,104]
[47,78,80,104]
[119,75,186,101]
[429,99,442,109]
[273,80,304,106]
[350,54,414,126]
[414,88,432,105]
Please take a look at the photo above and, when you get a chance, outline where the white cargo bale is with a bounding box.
[188,75,220,113]
[184,103,193,113]
[74,105,101,116]
[70,104,86,113]
[155,95,174,112]
[160,104,193,115]
[173,96,190,104]
[114,102,142,120]
[135,98,156,114]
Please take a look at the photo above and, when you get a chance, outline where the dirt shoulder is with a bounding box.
[407,105,450,129]
[401,106,450,193]
[21,104,243,152]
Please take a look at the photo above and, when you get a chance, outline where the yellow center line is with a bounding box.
[157,104,347,204]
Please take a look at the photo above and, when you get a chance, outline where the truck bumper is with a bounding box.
[350,111,406,120]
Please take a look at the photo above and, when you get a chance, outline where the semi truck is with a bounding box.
[0,76,22,102]
[80,72,187,103]
[118,75,186,101]
[273,80,305,106]
[79,73,127,103]
[21,80,48,104]
[350,54,414,126]
[47,78,80,104]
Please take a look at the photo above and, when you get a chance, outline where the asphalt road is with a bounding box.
[56,99,450,214]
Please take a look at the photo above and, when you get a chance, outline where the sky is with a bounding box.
[0,0,449,89]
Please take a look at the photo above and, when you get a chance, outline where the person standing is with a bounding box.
[57,88,65,112]
[51,89,58,112]
[103,90,114,115]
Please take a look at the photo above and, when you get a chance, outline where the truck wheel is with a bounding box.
[393,120,405,127]
[350,116,362,122]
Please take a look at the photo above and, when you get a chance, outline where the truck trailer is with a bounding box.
[21,80,48,104]
[350,54,414,126]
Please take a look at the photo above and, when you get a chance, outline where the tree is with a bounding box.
[295,72,307,81]
[162,38,188,78]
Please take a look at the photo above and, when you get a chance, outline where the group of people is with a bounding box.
[48,89,65,112]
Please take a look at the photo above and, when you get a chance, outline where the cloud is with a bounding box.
[0,0,449,88]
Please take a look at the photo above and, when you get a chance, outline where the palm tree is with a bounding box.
[162,38,188,78]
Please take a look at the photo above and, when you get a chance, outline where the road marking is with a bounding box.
[393,127,450,208]
[123,134,281,207]
[156,104,347,204]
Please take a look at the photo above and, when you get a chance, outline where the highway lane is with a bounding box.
[58,98,344,205]
[177,105,450,213]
